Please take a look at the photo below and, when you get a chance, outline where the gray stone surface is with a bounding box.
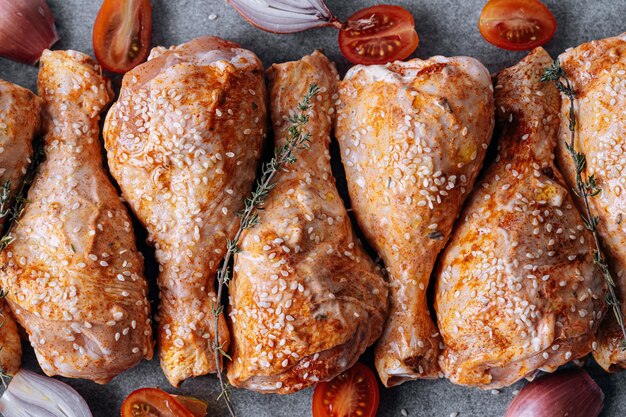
[0,0,625,416]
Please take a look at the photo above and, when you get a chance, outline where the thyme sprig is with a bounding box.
[0,139,45,387]
[0,138,45,253]
[0,288,10,388]
[0,181,14,253]
[0,182,10,220]
[211,83,320,416]
[542,59,626,349]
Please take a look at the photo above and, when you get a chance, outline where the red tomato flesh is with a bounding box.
[339,5,419,65]
[479,0,556,51]
[174,395,208,417]
[312,363,380,417]
[93,0,152,73]
[121,388,198,417]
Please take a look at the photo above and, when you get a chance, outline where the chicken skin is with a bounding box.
[336,56,494,386]
[0,80,41,231]
[0,79,41,376]
[103,37,267,386]
[0,50,153,383]
[0,302,20,376]
[435,48,606,389]
[553,33,626,371]
[227,51,388,394]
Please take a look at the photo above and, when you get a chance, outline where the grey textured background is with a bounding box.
[1,0,625,416]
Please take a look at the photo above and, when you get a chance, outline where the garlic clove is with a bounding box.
[505,367,604,417]
[0,0,59,65]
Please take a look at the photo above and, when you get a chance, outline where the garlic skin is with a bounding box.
[0,369,93,417]
[505,368,604,417]
[226,0,337,34]
[0,0,59,65]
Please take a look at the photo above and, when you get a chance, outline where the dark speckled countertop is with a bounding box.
[1,0,625,416]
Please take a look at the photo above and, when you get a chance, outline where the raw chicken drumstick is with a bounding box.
[0,79,41,376]
[0,50,153,383]
[553,33,626,371]
[104,37,268,386]
[336,55,494,386]
[435,48,606,388]
[227,51,388,394]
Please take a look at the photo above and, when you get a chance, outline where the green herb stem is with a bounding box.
[0,138,44,253]
[0,288,10,388]
[211,84,319,416]
[542,59,626,349]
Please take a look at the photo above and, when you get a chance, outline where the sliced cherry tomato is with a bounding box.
[338,5,419,65]
[93,0,152,73]
[478,0,556,51]
[174,395,208,417]
[312,363,380,417]
[121,388,198,417]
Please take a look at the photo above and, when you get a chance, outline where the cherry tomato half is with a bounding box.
[312,363,380,417]
[174,395,208,417]
[121,388,200,417]
[478,0,556,51]
[93,0,152,73]
[338,5,419,65]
